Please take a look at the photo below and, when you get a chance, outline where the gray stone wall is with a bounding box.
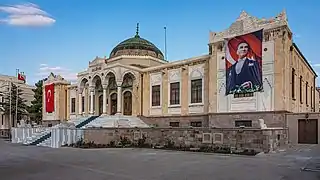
[209,111,288,128]
[83,127,288,153]
[139,114,209,127]
[140,111,288,128]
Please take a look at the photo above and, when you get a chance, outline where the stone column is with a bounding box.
[102,84,108,115]
[89,86,94,115]
[116,81,122,115]
[78,93,82,116]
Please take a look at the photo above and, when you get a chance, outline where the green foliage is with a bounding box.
[0,83,28,122]
[28,79,43,124]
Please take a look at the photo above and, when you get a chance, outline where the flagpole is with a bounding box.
[15,85,18,126]
[164,26,167,61]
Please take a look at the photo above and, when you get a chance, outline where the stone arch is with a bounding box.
[122,72,135,88]
[189,69,204,80]
[91,74,102,89]
[109,91,118,115]
[91,73,103,84]
[79,77,89,93]
[104,70,116,85]
[121,70,137,81]
[122,89,133,95]
[122,90,133,116]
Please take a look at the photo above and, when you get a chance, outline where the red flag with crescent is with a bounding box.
[45,84,54,113]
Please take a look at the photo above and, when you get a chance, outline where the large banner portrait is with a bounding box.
[225,29,263,95]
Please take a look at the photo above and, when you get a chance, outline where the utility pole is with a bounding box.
[9,81,12,128]
[164,26,167,61]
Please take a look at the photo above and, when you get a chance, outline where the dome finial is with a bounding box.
[135,23,139,37]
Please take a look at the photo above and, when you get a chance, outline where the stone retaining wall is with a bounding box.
[83,127,288,153]
[139,111,289,128]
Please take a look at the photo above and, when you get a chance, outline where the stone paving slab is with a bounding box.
[1,140,320,180]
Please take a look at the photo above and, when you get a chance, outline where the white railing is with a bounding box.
[11,127,84,148]
[50,128,84,148]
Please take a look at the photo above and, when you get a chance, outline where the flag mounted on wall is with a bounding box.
[45,83,55,113]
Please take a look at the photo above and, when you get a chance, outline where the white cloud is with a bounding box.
[36,64,78,83]
[313,63,320,67]
[0,3,55,26]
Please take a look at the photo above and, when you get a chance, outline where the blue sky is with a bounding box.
[0,0,319,85]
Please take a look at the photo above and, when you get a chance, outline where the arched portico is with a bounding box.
[77,69,138,117]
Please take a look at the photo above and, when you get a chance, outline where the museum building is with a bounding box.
[42,10,319,131]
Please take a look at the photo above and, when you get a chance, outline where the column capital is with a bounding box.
[116,81,123,87]
[77,86,83,93]
[89,86,95,92]
[102,84,108,89]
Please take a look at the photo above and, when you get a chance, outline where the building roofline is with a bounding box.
[292,43,317,77]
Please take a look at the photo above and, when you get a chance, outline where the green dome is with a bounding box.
[109,24,164,60]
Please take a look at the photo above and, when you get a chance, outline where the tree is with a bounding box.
[28,79,43,124]
[0,83,28,125]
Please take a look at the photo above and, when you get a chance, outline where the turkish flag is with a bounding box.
[45,84,55,113]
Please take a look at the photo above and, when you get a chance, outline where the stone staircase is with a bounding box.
[24,116,99,147]
[84,115,149,128]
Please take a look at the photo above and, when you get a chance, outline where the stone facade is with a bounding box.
[43,10,317,131]
[286,113,320,144]
[210,10,317,113]
[83,127,288,153]
[0,74,35,133]
[42,73,70,126]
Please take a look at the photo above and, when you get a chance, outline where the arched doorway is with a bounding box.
[123,91,132,115]
[98,95,103,115]
[110,93,117,115]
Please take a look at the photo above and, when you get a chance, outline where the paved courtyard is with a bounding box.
[0,140,319,180]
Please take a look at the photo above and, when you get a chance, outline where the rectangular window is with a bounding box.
[300,76,303,104]
[235,120,252,127]
[82,96,85,112]
[1,114,4,125]
[191,79,202,103]
[311,87,313,109]
[170,82,180,105]
[152,85,160,106]
[306,82,308,105]
[190,121,202,127]
[169,122,179,127]
[71,98,76,113]
[292,68,295,99]
[234,92,254,98]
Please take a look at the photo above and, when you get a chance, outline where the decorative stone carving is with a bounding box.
[44,73,70,85]
[150,73,162,85]
[210,10,288,43]
[89,86,95,92]
[189,64,204,79]
[168,69,181,82]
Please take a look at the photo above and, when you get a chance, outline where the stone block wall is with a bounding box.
[140,111,288,128]
[139,114,209,127]
[209,111,288,128]
[83,127,288,153]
